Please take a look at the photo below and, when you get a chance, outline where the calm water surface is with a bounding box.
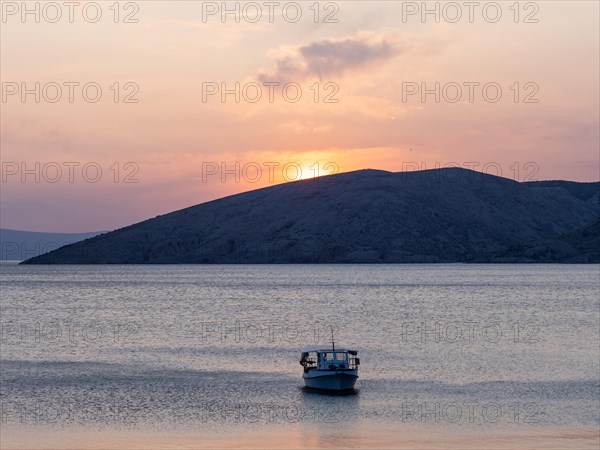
[1,264,598,448]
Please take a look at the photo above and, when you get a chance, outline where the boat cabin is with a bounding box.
[300,346,360,373]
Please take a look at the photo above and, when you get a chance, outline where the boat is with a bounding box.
[299,332,360,391]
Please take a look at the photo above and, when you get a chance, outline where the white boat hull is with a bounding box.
[303,371,358,391]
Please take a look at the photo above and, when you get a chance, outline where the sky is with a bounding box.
[1,1,599,232]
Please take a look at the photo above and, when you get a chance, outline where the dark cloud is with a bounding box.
[257,34,400,83]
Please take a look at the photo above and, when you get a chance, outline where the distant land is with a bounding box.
[1,229,105,261]
[21,168,600,264]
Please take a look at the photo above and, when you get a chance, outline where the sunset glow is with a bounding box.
[1,1,598,232]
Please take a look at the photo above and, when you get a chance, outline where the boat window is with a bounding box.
[335,352,347,361]
[323,353,333,361]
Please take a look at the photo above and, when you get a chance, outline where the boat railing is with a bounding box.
[305,358,317,367]
[348,356,360,370]
[301,357,318,372]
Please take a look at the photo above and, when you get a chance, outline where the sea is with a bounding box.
[1,264,598,449]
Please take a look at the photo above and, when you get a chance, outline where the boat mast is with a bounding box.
[331,326,335,352]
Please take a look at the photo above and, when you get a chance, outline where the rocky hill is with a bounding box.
[21,168,600,264]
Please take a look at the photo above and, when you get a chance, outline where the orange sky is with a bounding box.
[1,1,599,232]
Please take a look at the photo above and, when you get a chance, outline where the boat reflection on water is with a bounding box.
[300,384,360,396]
